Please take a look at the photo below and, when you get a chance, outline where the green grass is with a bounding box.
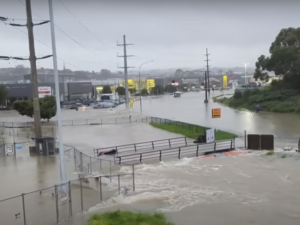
[87,211,174,225]
[149,121,237,140]
[213,89,300,113]
[265,151,275,156]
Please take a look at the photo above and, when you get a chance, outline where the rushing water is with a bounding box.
[1,91,300,225]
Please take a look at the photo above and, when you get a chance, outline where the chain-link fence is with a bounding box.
[0,116,148,128]
[0,171,135,225]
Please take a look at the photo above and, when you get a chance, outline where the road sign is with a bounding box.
[6,146,13,154]
[16,144,22,150]
[212,108,221,118]
[206,128,215,143]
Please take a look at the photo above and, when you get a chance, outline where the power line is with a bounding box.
[17,0,116,63]
[57,0,115,49]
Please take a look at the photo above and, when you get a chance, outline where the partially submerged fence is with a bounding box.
[116,139,235,165]
[0,171,135,225]
[94,136,194,157]
[0,116,148,128]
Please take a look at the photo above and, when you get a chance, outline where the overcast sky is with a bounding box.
[1,0,299,72]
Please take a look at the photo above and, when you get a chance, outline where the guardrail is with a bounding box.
[94,136,194,156]
[116,139,235,165]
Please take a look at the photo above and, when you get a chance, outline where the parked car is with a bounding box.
[93,102,115,109]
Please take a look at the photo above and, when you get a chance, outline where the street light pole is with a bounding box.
[48,0,66,185]
[138,60,153,114]
[244,63,248,84]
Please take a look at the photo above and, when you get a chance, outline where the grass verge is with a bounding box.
[149,121,237,140]
[87,211,174,225]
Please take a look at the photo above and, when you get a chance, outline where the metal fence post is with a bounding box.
[80,152,83,173]
[118,174,121,194]
[132,165,135,191]
[21,194,27,225]
[89,157,92,174]
[54,185,59,223]
[80,178,83,212]
[109,161,112,182]
[68,181,72,218]
[99,176,103,202]
[244,130,247,149]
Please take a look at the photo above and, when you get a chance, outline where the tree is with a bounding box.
[102,85,112,94]
[164,84,177,93]
[141,88,148,96]
[175,69,184,77]
[129,88,136,94]
[116,86,125,96]
[13,96,56,121]
[0,84,7,105]
[87,211,174,225]
[254,27,300,89]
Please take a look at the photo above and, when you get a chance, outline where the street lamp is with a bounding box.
[244,63,249,84]
[139,60,153,114]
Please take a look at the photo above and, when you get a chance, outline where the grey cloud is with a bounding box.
[1,0,299,71]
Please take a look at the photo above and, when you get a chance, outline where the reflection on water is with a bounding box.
[139,92,300,146]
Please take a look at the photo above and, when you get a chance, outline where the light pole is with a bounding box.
[244,63,248,84]
[138,60,153,114]
[48,0,67,187]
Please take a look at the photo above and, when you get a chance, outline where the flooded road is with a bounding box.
[1,93,300,225]
[139,91,300,148]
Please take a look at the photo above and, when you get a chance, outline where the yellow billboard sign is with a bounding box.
[146,79,155,91]
[223,75,228,88]
[122,79,136,89]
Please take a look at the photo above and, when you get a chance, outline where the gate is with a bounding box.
[260,135,274,150]
[247,134,274,150]
[247,134,260,150]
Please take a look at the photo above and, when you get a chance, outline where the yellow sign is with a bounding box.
[123,79,136,89]
[129,99,134,109]
[96,87,103,91]
[223,75,228,88]
[212,108,221,118]
[146,79,155,91]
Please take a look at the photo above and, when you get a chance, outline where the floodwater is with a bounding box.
[1,92,300,225]
[139,91,300,148]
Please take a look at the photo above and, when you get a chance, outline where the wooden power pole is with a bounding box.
[25,0,42,139]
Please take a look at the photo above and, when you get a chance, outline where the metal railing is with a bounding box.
[0,171,135,225]
[116,139,235,165]
[94,136,194,156]
[0,116,148,128]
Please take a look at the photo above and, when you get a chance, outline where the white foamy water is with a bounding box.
[89,151,300,213]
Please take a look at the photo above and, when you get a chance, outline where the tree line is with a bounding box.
[254,27,300,90]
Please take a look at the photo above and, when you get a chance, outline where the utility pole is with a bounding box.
[204,48,211,91]
[1,3,51,144]
[204,71,208,103]
[117,35,134,109]
[25,0,42,140]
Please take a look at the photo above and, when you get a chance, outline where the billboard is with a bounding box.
[122,79,136,89]
[146,79,155,91]
[38,86,52,98]
[223,75,228,88]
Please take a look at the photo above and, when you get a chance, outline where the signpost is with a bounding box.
[206,128,215,143]
[16,144,23,150]
[38,86,52,98]
[212,108,221,118]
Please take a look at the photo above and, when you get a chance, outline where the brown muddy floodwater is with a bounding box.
[1,93,300,225]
